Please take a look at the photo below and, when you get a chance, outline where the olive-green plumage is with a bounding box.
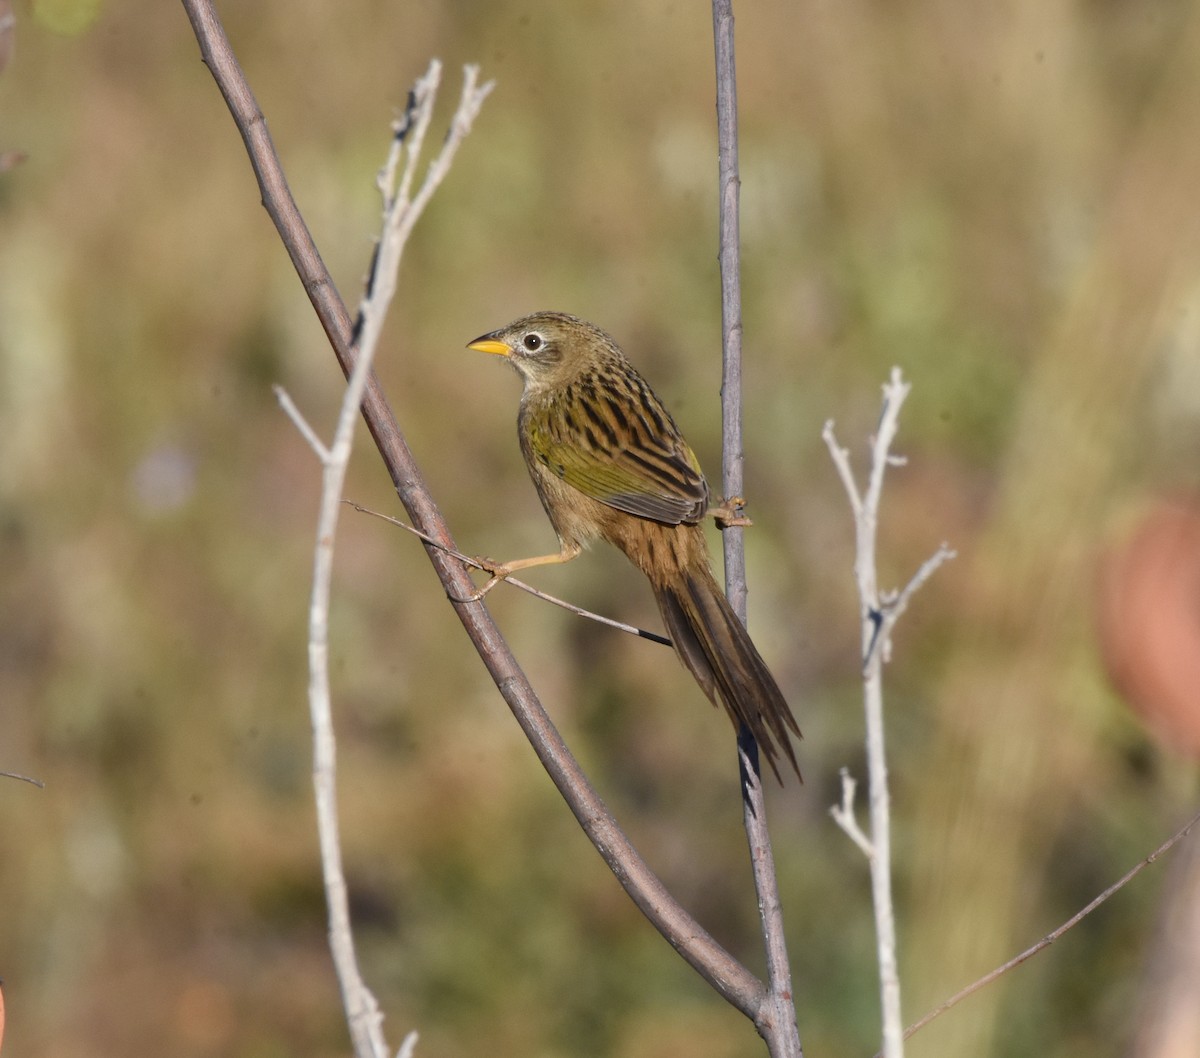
[468,311,801,782]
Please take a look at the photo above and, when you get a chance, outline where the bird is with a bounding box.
[467,311,801,782]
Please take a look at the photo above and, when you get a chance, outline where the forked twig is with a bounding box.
[270,59,490,1058]
[825,368,953,1058]
[829,767,872,858]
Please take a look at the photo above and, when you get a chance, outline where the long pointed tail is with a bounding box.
[654,564,802,782]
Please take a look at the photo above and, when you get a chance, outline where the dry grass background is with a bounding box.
[2,1,1200,1055]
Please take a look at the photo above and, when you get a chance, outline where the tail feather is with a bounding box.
[654,566,802,782]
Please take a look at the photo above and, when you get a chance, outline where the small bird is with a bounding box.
[467,312,801,782]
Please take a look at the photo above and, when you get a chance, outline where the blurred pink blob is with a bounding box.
[1099,498,1200,758]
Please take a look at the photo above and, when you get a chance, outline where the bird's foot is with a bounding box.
[464,556,512,601]
[711,496,753,529]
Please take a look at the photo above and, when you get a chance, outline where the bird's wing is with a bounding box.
[525,372,710,525]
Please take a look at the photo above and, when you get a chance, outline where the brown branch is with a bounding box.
[180,0,768,1024]
[712,2,802,1055]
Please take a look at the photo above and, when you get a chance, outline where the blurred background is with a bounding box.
[2,1,1200,1055]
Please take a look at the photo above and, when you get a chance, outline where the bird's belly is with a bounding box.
[527,460,609,549]
[528,460,708,583]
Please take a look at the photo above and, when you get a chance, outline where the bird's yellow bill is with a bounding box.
[467,338,511,357]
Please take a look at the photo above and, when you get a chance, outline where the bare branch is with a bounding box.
[285,58,492,1058]
[866,543,956,669]
[862,370,911,536]
[273,384,330,462]
[822,420,864,521]
[825,369,944,1058]
[300,57,490,1058]
[889,544,956,625]
[829,768,874,858]
[355,62,493,356]
[712,2,802,1055]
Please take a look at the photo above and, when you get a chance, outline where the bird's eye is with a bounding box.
[522,333,543,352]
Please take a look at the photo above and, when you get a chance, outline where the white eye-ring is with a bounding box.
[522,333,543,352]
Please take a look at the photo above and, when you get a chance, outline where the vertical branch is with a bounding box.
[711,3,803,1056]
[857,382,904,1058]
[861,652,902,1058]
[824,369,952,1058]
[274,62,492,1058]
[713,0,746,607]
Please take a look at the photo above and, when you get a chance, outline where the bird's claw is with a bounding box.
[711,496,753,529]
[464,557,512,601]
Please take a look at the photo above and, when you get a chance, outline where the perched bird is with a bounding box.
[467,312,801,781]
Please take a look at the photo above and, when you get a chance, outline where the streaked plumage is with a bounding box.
[468,311,801,781]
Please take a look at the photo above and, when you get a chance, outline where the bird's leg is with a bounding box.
[469,541,583,601]
[709,496,753,529]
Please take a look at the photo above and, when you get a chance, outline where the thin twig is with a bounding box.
[893,807,1200,1051]
[867,544,956,668]
[823,423,864,521]
[0,771,44,788]
[712,2,802,1056]
[182,0,769,1025]
[346,503,672,646]
[830,768,873,857]
[862,370,911,538]
[354,63,492,356]
[274,384,330,461]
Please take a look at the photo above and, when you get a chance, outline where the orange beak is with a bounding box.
[467,336,511,357]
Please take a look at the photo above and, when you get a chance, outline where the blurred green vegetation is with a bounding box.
[2,1,1200,1055]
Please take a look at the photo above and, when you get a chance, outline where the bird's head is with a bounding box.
[467,311,618,394]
